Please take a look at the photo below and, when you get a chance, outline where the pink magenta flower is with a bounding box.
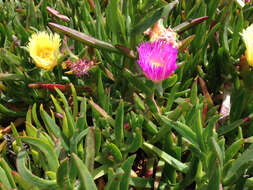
[136,40,178,82]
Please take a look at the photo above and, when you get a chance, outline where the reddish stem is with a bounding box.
[28,83,70,92]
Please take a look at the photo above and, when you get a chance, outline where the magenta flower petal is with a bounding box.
[136,40,178,82]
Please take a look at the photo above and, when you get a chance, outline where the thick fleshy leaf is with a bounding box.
[129,177,153,188]
[49,22,120,53]
[17,150,57,189]
[85,127,96,173]
[56,158,72,189]
[115,100,124,147]
[224,144,253,185]
[72,153,97,190]
[88,99,115,127]
[11,171,35,190]
[160,115,199,148]
[173,16,209,34]
[105,168,124,190]
[0,103,25,117]
[40,105,69,150]
[120,155,136,190]
[20,137,59,172]
[143,142,188,173]
[0,166,11,189]
[0,158,16,189]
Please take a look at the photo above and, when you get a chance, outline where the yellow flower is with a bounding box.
[242,24,253,66]
[27,31,61,71]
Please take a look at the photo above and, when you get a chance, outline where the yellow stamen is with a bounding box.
[151,60,162,68]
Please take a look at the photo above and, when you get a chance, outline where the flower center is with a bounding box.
[150,59,163,68]
[37,47,53,58]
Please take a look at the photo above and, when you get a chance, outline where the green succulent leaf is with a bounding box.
[17,150,57,189]
[20,137,59,172]
[143,142,189,173]
[72,153,97,190]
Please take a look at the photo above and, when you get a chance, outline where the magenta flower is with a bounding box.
[136,40,178,82]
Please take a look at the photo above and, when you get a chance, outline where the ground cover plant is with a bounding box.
[1,0,253,189]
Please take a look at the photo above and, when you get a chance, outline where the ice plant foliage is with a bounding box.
[242,24,253,66]
[27,31,61,71]
[137,40,178,82]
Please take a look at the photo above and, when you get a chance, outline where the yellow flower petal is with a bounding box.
[27,31,61,71]
[242,24,253,66]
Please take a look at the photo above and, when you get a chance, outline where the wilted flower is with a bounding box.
[136,40,178,82]
[144,19,180,49]
[242,24,253,66]
[27,31,61,71]
[64,58,94,77]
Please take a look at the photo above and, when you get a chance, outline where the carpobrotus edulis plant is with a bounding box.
[2,1,253,189]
